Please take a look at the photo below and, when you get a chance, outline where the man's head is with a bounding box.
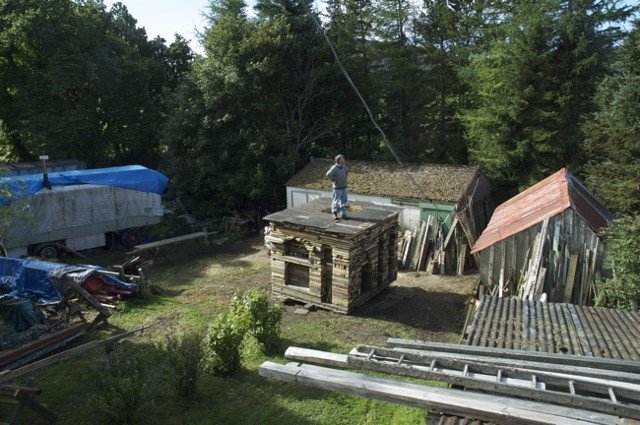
[335,154,345,165]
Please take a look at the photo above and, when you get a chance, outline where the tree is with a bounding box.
[583,22,640,215]
[460,0,633,197]
[460,1,558,194]
[323,0,385,159]
[413,0,479,164]
[0,0,190,167]
[598,215,640,311]
[164,0,339,214]
[368,0,425,161]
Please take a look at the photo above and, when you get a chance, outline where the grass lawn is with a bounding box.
[3,234,474,425]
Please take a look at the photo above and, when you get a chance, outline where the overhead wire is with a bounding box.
[299,0,427,196]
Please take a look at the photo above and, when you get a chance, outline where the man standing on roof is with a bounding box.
[326,154,349,220]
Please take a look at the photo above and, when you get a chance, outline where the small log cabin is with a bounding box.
[263,198,401,314]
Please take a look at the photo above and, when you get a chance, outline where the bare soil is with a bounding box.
[191,234,479,345]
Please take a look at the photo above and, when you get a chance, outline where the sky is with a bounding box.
[104,0,637,57]
[103,0,210,54]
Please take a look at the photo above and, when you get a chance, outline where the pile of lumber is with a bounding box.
[260,339,640,425]
[397,211,479,276]
[476,213,606,305]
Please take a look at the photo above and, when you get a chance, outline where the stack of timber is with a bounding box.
[264,199,400,314]
[260,340,640,425]
[397,209,479,276]
[474,212,607,305]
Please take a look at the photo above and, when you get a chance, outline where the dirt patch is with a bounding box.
[92,233,478,345]
[203,235,479,344]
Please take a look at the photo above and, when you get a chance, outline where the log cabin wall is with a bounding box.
[265,200,400,314]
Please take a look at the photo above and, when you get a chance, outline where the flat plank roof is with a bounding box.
[263,198,401,236]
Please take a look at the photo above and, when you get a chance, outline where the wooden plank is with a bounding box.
[258,362,620,425]
[346,350,640,417]
[0,326,146,384]
[457,244,467,276]
[443,216,459,250]
[13,390,57,423]
[564,254,579,302]
[284,347,349,367]
[128,231,214,254]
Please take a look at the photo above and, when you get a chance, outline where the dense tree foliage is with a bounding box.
[163,0,341,214]
[0,0,637,217]
[583,22,640,216]
[598,216,640,311]
[460,0,632,198]
[0,0,193,167]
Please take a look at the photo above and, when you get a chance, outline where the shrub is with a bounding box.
[233,289,284,354]
[202,308,249,375]
[161,328,205,401]
[90,343,153,425]
[598,215,640,311]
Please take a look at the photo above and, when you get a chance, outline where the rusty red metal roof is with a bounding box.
[471,168,613,254]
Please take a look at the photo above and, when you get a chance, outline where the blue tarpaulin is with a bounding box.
[0,165,169,203]
[0,257,136,304]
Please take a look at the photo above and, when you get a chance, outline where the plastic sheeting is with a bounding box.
[0,257,136,304]
[0,165,169,203]
[3,184,164,248]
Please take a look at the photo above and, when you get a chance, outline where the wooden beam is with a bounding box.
[0,326,147,384]
[259,362,620,425]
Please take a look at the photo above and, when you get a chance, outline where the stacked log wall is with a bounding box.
[266,215,399,314]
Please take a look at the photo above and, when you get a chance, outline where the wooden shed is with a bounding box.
[470,169,613,305]
[263,198,400,314]
[286,158,493,274]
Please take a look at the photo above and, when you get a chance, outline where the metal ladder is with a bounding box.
[349,345,640,420]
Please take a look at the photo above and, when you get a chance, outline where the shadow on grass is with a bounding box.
[352,286,469,334]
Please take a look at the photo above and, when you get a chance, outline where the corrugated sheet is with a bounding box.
[287,158,482,203]
[471,168,613,254]
[466,295,640,360]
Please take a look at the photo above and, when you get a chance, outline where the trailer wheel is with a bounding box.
[121,228,142,249]
[37,244,60,259]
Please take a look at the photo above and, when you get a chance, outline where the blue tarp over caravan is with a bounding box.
[0,257,136,304]
[0,165,169,202]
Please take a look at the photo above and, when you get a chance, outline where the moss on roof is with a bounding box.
[287,158,481,203]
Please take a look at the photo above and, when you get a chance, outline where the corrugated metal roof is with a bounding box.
[287,158,482,203]
[466,295,640,361]
[471,168,613,254]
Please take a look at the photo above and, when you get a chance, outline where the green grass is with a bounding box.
[7,236,437,424]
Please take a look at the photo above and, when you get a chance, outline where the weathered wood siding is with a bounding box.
[478,209,606,305]
[267,216,399,314]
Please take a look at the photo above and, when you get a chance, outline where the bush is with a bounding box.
[598,215,640,311]
[233,289,284,354]
[89,343,153,425]
[161,328,205,401]
[202,308,249,375]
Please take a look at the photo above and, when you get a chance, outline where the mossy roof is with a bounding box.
[287,158,482,203]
